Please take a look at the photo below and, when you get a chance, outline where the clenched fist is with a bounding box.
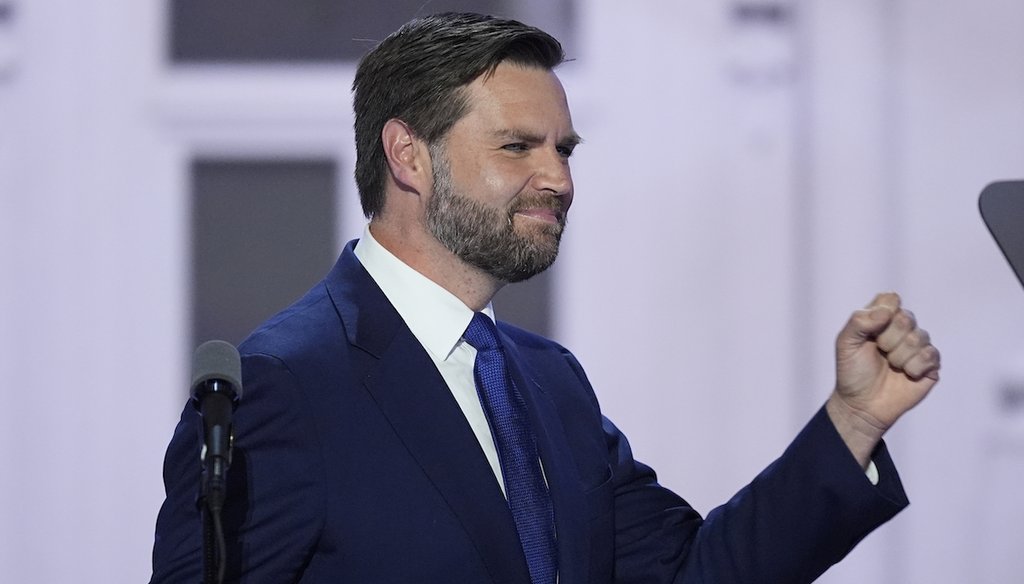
[826,292,941,468]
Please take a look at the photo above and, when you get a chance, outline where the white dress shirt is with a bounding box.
[353,226,508,495]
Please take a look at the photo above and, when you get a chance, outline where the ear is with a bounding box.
[381,118,431,194]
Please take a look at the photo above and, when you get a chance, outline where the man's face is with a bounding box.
[424,63,579,283]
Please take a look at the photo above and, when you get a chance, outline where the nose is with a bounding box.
[531,148,573,206]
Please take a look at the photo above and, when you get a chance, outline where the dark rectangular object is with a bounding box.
[170,0,508,63]
[192,158,338,348]
[980,180,1024,291]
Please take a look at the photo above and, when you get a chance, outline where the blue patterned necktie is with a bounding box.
[464,312,557,584]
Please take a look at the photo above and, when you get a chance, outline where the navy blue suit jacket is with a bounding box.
[151,241,909,583]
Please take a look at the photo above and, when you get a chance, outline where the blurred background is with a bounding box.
[1,0,1022,581]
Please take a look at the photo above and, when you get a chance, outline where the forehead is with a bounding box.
[454,62,576,138]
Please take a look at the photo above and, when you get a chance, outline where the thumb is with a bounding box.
[837,293,900,353]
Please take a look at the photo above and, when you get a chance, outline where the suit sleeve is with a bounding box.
[560,351,908,584]
[150,353,325,583]
[608,408,907,583]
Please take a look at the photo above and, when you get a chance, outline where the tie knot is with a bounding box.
[464,312,500,352]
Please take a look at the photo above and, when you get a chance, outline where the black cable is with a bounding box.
[203,497,227,584]
[211,503,227,584]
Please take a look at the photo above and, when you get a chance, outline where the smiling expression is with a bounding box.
[424,63,580,283]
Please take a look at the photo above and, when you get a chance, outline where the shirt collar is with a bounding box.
[353,225,494,361]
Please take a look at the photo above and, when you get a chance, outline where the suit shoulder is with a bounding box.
[495,320,589,379]
[238,280,341,361]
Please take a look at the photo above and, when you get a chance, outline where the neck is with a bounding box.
[369,218,504,312]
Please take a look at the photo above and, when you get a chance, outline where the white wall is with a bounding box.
[561,0,802,528]
[891,1,1024,581]
[561,1,1024,582]
[0,0,183,581]
[0,0,1021,581]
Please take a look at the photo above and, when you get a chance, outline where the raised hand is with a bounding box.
[826,292,941,468]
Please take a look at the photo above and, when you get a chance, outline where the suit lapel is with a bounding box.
[325,243,532,584]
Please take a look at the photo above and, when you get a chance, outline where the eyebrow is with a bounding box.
[493,128,584,149]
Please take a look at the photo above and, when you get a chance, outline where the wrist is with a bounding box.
[826,393,887,469]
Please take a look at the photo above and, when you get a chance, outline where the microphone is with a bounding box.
[191,340,242,512]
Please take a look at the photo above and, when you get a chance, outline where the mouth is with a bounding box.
[514,208,563,224]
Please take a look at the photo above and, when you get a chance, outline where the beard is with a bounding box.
[425,155,567,283]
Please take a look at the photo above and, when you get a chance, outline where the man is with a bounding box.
[151,12,940,583]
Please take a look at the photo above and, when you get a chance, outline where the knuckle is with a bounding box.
[917,329,931,346]
[906,330,927,348]
[894,310,915,329]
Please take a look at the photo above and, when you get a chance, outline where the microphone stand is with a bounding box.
[202,504,225,584]
[198,381,235,584]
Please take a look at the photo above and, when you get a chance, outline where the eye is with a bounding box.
[502,143,529,153]
[556,144,576,158]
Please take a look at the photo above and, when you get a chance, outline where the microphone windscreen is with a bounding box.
[191,340,242,400]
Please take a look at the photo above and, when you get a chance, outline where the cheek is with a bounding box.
[482,173,528,205]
